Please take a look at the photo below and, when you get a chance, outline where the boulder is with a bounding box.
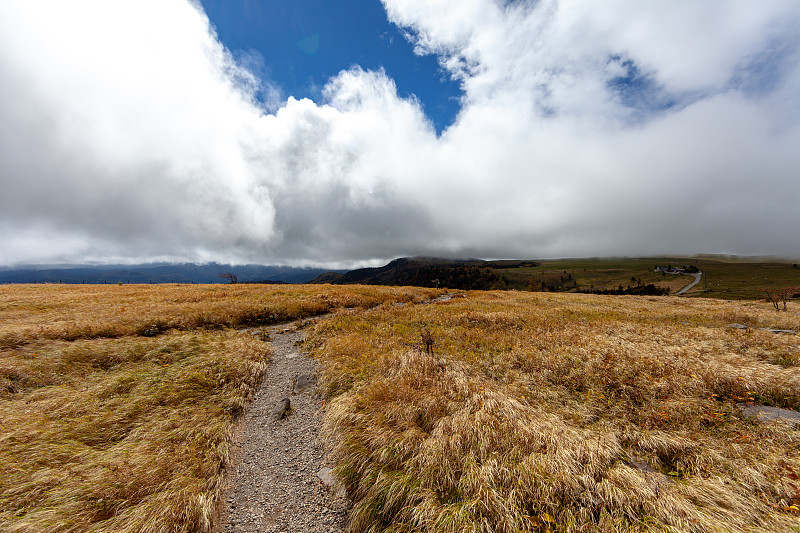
[738,404,800,428]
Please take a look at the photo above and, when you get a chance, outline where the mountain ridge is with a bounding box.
[0,263,342,284]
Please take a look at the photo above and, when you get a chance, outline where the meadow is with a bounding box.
[685,258,800,300]
[309,290,800,532]
[509,257,800,299]
[2,283,799,532]
[0,284,439,532]
[501,257,695,294]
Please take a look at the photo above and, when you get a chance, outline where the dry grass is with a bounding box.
[309,291,800,532]
[0,284,440,532]
[0,284,439,348]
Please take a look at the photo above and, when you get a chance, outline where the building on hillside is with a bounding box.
[654,265,688,274]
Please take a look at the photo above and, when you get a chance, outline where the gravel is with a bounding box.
[215,320,349,533]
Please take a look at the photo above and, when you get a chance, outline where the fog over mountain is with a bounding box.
[1,1,799,267]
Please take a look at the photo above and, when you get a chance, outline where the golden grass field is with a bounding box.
[308,291,800,532]
[2,284,800,532]
[0,284,439,532]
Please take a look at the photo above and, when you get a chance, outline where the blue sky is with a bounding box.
[0,1,799,267]
[200,0,461,133]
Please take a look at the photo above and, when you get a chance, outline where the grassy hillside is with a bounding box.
[501,257,691,294]
[308,256,800,300]
[0,284,439,532]
[309,291,800,532]
[685,258,800,300]
[525,256,800,300]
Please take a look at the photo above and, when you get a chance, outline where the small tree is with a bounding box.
[763,286,800,311]
[420,330,435,355]
[218,272,238,284]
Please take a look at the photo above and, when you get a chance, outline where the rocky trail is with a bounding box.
[213,294,458,532]
[215,317,348,533]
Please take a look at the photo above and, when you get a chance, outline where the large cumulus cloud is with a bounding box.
[1,0,799,266]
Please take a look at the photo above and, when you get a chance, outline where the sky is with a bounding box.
[1,1,799,268]
[199,0,462,132]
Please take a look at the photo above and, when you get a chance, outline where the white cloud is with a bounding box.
[1,0,799,266]
[0,0,276,263]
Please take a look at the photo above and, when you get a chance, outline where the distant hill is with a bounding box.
[0,263,342,284]
[307,257,539,290]
[306,255,800,298]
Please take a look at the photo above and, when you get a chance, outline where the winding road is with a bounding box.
[675,272,702,296]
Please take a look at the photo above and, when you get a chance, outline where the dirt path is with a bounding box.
[215,318,348,533]
[215,295,456,532]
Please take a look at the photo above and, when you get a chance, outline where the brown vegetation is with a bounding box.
[309,291,800,532]
[4,283,799,532]
[0,284,439,532]
[763,286,800,311]
[0,284,438,348]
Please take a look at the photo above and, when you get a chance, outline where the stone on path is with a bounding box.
[294,374,317,394]
[270,397,291,421]
[317,467,347,499]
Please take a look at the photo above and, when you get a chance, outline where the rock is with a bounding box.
[293,374,317,393]
[251,329,270,342]
[270,398,291,421]
[625,456,661,475]
[737,403,800,428]
[625,455,670,491]
[758,328,797,335]
[317,467,346,499]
